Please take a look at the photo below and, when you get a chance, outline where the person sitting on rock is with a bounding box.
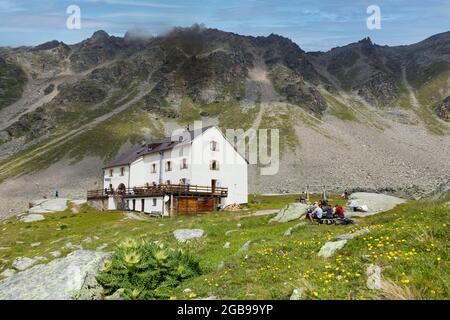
[308,204,323,223]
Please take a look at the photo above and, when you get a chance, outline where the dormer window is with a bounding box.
[109,169,113,177]
[210,160,220,171]
[165,161,172,172]
[151,163,157,173]
[180,158,188,170]
[210,141,218,151]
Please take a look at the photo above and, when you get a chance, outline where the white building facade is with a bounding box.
[91,126,248,216]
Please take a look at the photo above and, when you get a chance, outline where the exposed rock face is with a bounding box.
[283,222,307,236]
[12,257,39,271]
[318,240,348,258]
[346,193,406,217]
[20,214,45,223]
[366,265,383,290]
[173,229,204,242]
[334,229,370,241]
[269,203,308,223]
[28,199,68,214]
[290,287,306,300]
[0,250,109,300]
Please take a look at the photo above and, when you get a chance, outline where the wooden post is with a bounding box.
[306,185,310,201]
[170,194,174,216]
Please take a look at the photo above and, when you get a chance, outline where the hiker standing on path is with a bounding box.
[55,190,59,198]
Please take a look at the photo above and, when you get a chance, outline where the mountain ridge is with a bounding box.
[0,26,449,218]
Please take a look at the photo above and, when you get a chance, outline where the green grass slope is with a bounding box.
[1,193,448,300]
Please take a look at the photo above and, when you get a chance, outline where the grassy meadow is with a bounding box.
[0,193,448,300]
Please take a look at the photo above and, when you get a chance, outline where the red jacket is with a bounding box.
[335,206,345,217]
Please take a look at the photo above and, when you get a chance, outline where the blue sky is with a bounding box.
[0,0,449,51]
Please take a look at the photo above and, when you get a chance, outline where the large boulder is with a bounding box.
[0,250,109,300]
[347,193,405,217]
[269,203,309,223]
[12,257,39,271]
[20,214,45,223]
[173,229,204,242]
[28,199,69,214]
[318,240,347,258]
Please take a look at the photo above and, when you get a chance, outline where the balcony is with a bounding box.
[87,184,228,200]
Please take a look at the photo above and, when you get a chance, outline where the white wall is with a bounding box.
[111,126,248,209]
[124,197,168,216]
[190,127,248,206]
[103,165,130,190]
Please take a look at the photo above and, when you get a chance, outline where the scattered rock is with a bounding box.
[82,237,92,244]
[173,229,204,242]
[366,265,383,290]
[35,256,48,262]
[50,251,61,258]
[318,240,348,258]
[223,242,231,249]
[217,262,225,271]
[12,257,39,271]
[28,199,69,214]
[183,288,192,293]
[225,229,238,236]
[290,288,306,300]
[283,222,306,237]
[334,228,370,241]
[269,203,309,223]
[239,240,252,252]
[15,241,24,244]
[0,250,109,300]
[30,242,41,247]
[124,211,147,221]
[20,214,45,223]
[0,269,16,278]
[96,243,108,251]
[236,224,242,228]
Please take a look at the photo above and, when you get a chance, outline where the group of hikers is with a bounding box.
[306,200,343,222]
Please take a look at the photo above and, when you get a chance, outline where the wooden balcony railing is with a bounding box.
[87,184,228,199]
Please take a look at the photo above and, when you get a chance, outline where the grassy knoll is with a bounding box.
[0,193,448,300]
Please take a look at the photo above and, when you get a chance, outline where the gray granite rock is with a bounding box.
[318,240,348,258]
[290,288,306,300]
[12,257,38,271]
[366,265,383,290]
[0,250,109,300]
[0,269,16,278]
[173,229,204,242]
[223,242,231,249]
[334,229,370,241]
[20,214,45,223]
[269,203,309,223]
[239,240,252,252]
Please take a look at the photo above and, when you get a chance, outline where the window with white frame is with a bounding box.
[151,163,157,173]
[152,198,157,206]
[109,169,113,177]
[165,161,172,172]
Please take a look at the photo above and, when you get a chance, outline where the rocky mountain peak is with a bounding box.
[90,30,110,42]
